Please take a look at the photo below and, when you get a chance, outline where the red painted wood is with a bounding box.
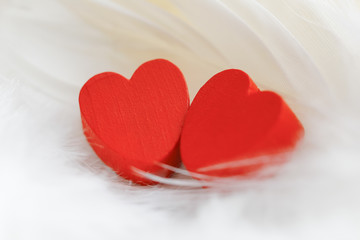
[79,59,189,185]
[180,69,304,179]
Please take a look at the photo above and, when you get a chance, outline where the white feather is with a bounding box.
[0,0,360,239]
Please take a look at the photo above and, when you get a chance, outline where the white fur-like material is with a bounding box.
[1,0,360,239]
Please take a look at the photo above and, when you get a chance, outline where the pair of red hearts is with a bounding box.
[79,59,304,185]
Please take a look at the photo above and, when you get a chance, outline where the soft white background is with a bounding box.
[0,0,360,239]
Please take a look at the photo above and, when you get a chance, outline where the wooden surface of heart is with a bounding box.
[180,69,304,179]
[79,59,189,185]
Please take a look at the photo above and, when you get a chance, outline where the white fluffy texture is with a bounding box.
[1,0,360,239]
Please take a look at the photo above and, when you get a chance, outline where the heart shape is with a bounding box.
[79,59,189,185]
[180,69,304,179]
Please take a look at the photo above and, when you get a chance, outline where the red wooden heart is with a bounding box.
[180,69,304,179]
[79,59,189,185]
